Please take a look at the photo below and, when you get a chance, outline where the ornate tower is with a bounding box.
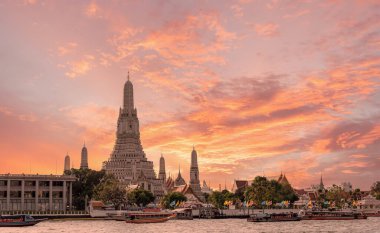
[103,73,160,195]
[319,173,325,190]
[158,154,166,183]
[64,153,71,172]
[80,142,89,169]
[189,146,204,201]
[174,165,186,186]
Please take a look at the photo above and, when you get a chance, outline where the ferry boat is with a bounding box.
[0,214,46,227]
[125,212,176,224]
[247,212,301,222]
[362,210,380,217]
[300,210,367,220]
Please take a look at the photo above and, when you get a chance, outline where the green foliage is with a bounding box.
[351,188,362,201]
[244,176,298,208]
[93,175,127,209]
[208,190,236,209]
[326,184,349,208]
[127,188,155,207]
[371,181,380,200]
[161,192,187,209]
[70,168,106,210]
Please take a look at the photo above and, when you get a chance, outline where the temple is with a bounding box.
[103,74,164,196]
[189,147,204,202]
[80,142,89,169]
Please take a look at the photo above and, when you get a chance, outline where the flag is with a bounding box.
[170,201,176,207]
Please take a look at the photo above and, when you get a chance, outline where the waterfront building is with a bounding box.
[171,184,204,205]
[103,74,163,195]
[0,174,76,211]
[64,153,70,172]
[358,194,380,209]
[158,154,166,183]
[80,143,89,169]
[189,146,204,202]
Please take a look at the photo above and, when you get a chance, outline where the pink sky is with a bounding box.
[0,0,379,190]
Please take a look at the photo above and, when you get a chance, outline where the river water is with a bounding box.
[1,218,379,233]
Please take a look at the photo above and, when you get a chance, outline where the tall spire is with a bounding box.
[320,173,324,190]
[80,143,89,169]
[123,73,134,111]
[159,153,166,183]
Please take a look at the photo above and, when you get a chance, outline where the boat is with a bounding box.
[362,210,380,217]
[172,208,193,220]
[300,210,367,220]
[247,212,301,222]
[89,200,128,218]
[0,214,47,227]
[125,212,176,224]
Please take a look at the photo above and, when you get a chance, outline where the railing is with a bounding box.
[0,210,88,215]
[0,174,76,179]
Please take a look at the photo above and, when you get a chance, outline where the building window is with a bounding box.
[0,180,7,186]
[39,181,50,187]
[25,181,36,186]
[0,191,7,198]
[10,180,21,186]
[53,181,63,186]
[39,191,49,198]
[24,191,36,198]
[10,191,21,198]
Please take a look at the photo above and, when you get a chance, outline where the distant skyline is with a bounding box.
[0,0,379,190]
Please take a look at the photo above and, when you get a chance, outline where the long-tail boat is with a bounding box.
[300,210,367,220]
[0,214,47,227]
[125,212,176,224]
[247,212,301,222]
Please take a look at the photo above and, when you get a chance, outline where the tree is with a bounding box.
[326,184,349,208]
[244,176,298,208]
[208,190,236,209]
[245,176,272,208]
[70,168,106,210]
[351,188,362,201]
[93,175,127,209]
[127,188,155,207]
[371,181,380,200]
[161,192,187,209]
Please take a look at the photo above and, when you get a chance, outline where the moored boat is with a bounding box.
[0,214,46,227]
[125,212,176,224]
[247,212,301,222]
[172,208,193,220]
[362,210,380,217]
[300,210,367,220]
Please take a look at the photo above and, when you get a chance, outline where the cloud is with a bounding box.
[0,106,37,122]
[64,55,95,78]
[254,23,279,37]
[283,9,310,19]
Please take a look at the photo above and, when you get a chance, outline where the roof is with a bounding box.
[294,189,306,196]
[235,180,248,190]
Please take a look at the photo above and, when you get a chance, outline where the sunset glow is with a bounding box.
[0,0,379,190]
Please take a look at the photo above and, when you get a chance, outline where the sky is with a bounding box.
[0,0,379,190]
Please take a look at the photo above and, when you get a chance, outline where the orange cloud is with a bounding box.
[254,23,279,37]
[64,55,94,78]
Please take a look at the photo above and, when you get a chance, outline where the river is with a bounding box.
[1,218,379,233]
